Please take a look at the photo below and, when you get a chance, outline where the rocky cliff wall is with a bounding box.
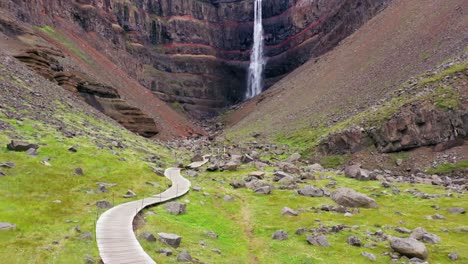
[1,0,389,116]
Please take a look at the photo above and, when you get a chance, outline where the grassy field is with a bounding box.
[138,166,468,264]
[0,109,173,263]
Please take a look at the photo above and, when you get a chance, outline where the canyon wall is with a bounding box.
[1,0,388,116]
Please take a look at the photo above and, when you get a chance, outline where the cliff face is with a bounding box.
[1,0,388,116]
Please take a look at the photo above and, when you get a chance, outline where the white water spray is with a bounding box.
[245,0,265,99]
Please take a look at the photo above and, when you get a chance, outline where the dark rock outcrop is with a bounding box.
[3,0,389,116]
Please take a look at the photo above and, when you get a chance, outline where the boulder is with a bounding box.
[410,227,427,240]
[205,231,218,239]
[288,153,301,162]
[25,148,38,156]
[157,248,173,256]
[273,171,292,182]
[278,175,296,186]
[191,154,204,162]
[139,232,156,242]
[306,234,330,247]
[245,180,271,190]
[278,162,301,174]
[344,164,361,178]
[230,179,246,189]
[308,163,324,171]
[158,233,182,248]
[390,238,428,259]
[298,185,324,197]
[74,167,84,176]
[361,252,377,261]
[248,171,265,179]
[347,236,362,247]
[165,202,186,215]
[254,186,272,194]
[272,230,288,240]
[448,207,465,214]
[7,140,39,152]
[421,233,441,244]
[331,188,378,208]
[281,207,298,216]
[223,161,239,171]
[0,222,16,230]
[96,200,112,209]
[177,250,192,262]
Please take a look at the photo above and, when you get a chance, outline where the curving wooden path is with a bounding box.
[187,155,210,169]
[96,168,191,264]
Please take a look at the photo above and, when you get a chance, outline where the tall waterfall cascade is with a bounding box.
[245,0,265,99]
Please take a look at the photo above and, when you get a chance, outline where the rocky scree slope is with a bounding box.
[1,0,388,116]
[0,7,202,139]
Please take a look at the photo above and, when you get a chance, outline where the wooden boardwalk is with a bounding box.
[187,155,210,169]
[96,168,191,264]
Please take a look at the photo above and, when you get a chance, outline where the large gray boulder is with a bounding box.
[165,202,187,215]
[158,233,182,248]
[177,250,192,262]
[331,188,378,208]
[245,180,272,190]
[345,164,361,178]
[298,185,324,197]
[272,230,288,240]
[390,238,428,260]
[139,232,156,242]
[306,234,330,247]
[254,186,272,195]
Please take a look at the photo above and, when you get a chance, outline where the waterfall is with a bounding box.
[245,0,265,99]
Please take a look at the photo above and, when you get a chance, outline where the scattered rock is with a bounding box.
[278,162,301,174]
[139,232,156,242]
[273,171,292,182]
[84,254,94,264]
[68,146,77,152]
[421,233,441,244]
[80,232,92,240]
[245,180,271,190]
[410,227,427,240]
[448,252,458,260]
[0,162,15,168]
[177,250,192,262]
[0,222,16,230]
[157,248,173,256]
[362,252,377,261]
[288,153,301,162]
[165,202,187,215]
[308,163,324,171]
[306,234,330,247]
[272,230,288,240]
[390,238,428,260]
[254,186,272,194]
[191,154,204,162]
[278,175,296,186]
[123,190,136,198]
[192,186,202,192]
[223,161,239,171]
[345,164,361,178]
[433,213,446,220]
[281,207,298,216]
[152,167,165,176]
[185,170,198,177]
[230,179,246,189]
[249,171,265,179]
[395,227,412,234]
[347,236,362,247]
[223,195,234,202]
[96,200,112,209]
[297,185,324,197]
[25,148,38,156]
[448,207,465,214]
[205,231,218,239]
[74,167,84,176]
[211,248,222,254]
[331,188,378,208]
[158,233,182,248]
[0,170,5,176]
[145,182,160,188]
[7,140,39,151]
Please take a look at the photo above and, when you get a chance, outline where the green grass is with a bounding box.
[426,161,468,175]
[320,155,349,168]
[37,26,94,66]
[0,110,174,263]
[138,166,468,263]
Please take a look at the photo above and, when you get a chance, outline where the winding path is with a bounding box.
[96,168,191,264]
[187,155,210,169]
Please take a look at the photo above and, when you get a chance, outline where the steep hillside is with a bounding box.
[226,0,468,154]
[0,7,201,139]
[0,0,388,115]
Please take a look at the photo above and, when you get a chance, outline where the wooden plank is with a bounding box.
[96,167,192,264]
